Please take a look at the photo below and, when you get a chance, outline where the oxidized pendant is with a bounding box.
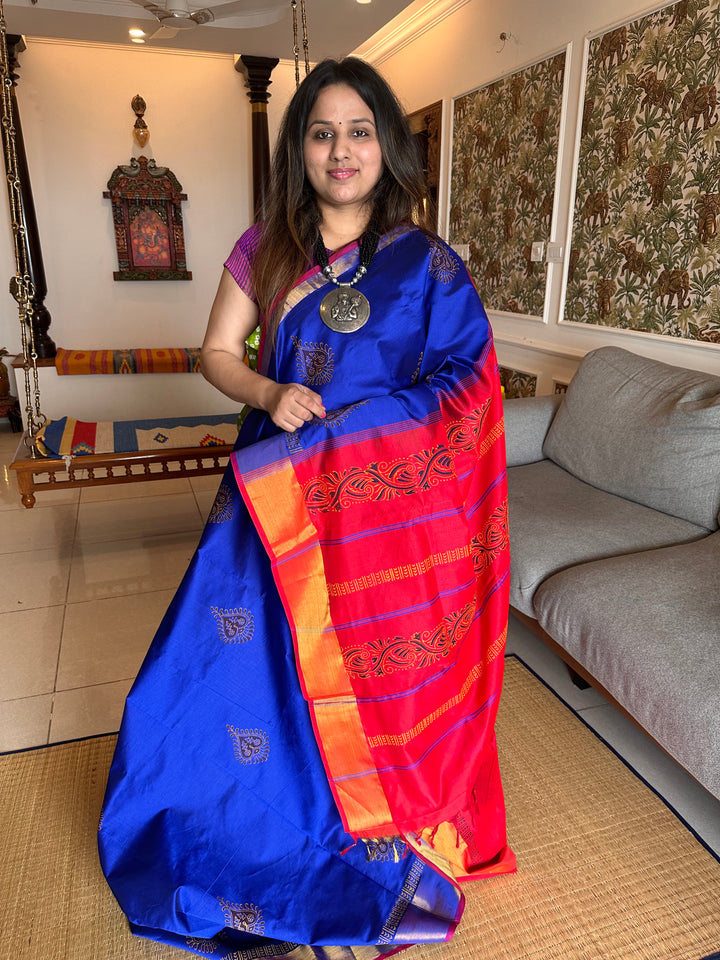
[319,284,370,333]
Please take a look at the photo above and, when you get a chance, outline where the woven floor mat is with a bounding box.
[1,657,718,959]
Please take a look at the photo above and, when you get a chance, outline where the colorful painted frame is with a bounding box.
[104,156,192,281]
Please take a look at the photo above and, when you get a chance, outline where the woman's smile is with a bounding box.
[303,83,384,218]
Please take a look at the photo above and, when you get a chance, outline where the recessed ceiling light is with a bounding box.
[356,0,372,4]
[131,37,146,43]
[129,28,146,37]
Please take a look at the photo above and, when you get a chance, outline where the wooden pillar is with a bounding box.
[4,36,56,358]
[236,55,279,223]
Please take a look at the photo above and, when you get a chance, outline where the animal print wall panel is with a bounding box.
[450,53,566,316]
[567,0,720,343]
[499,365,538,398]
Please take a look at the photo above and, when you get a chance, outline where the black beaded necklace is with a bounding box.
[313,228,379,333]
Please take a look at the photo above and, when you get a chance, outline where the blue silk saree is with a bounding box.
[98,227,514,960]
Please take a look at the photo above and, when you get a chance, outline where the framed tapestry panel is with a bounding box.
[449,52,567,317]
[565,0,720,344]
[407,100,443,230]
[498,365,538,398]
[104,156,192,281]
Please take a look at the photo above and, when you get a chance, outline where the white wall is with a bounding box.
[4,3,720,421]
[359,0,720,386]
[0,40,297,420]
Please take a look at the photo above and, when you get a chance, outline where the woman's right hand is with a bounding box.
[265,381,326,432]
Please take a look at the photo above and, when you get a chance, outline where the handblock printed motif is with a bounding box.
[568,0,720,342]
[343,602,475,679]
[218,899,265,935]
[212,607,254,644]
[226,726,270,765]
[208,484,234,524]
[450,53,566,316]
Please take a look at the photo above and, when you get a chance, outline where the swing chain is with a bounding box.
[0,0,46,453]
[290,0,310,91]
[300,0,309,80]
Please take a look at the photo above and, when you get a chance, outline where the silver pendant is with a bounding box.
[319,284,370,333]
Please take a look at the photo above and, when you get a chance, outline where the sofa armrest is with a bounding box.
[503,394,563,466]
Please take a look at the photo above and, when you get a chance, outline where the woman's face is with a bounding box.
[303,83,384,220]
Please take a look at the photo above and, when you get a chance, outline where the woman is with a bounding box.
[99,58,514,960]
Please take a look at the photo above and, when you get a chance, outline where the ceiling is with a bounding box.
[2,0,419,57]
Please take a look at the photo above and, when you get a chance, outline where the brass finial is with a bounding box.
[131,94,149,147]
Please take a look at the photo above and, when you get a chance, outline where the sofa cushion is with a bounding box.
[507,460,708,616]
[503,394,563,467]
[532,531,720,800]
[542,346,720,530]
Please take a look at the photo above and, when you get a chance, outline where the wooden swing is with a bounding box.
[10,439,234,510]
[2,6,306,509]
[3,131,235,508]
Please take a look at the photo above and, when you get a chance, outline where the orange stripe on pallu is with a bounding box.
[238,455,393,836]
[311,698,396,836]
[415,823,516,882]
[240,462,350,699]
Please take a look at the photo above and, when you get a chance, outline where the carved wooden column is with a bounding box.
[4,35,55,358]
[236,55,279,223]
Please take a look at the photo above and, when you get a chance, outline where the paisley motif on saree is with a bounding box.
[235,228,514,878]
[98,228,513,960]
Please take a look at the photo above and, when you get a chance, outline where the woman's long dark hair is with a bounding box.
[253,57,433,340]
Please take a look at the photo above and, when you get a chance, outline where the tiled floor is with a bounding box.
[2,420,719,854]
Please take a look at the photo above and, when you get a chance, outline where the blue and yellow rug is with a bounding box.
[37,413,239,457]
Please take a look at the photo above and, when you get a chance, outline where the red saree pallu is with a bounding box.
[99,227,513,959]
[234,339,513,883]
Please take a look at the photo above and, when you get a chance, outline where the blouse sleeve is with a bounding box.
[224,222,262,303]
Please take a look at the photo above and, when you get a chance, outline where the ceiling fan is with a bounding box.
[128,0,287,39]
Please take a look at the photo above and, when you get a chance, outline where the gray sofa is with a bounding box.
[504,345,720,801]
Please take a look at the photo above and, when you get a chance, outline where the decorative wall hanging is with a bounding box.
[104,156,191,281]
[566,0,720,343]
[449,52,566,317]
[407,101,442,229]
